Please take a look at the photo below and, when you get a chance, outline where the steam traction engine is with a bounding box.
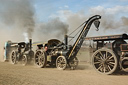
[10,39,34,65]
[86,34,128,74]
[34,15,101,70]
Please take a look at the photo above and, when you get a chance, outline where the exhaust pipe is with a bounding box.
[64,35,68,49]
[29,39,32,51]
[28,39,34,59]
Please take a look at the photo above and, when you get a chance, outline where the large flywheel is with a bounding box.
[92,48,118,75]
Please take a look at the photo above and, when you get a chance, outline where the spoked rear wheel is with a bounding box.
[68,57,79,70]
[10,50,17,64]
[92,48,118,75]
[22,54,27,66]
[56,56,67,70]
[35,50,47,68]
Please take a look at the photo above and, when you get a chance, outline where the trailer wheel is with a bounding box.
[10,50,17,64]
[56,56,67,70]
[22,54,27,66]
[92,48,118,75]
[68,57,79,70]
[35,50,47,68]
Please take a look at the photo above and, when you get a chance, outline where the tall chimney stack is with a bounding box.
[29,39,32,51]
[64,35,68,49]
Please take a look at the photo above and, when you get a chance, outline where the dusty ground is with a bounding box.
[0,61,128,85]
[0,49,128,85]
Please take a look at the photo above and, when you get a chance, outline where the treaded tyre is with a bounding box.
[92,48,118,75]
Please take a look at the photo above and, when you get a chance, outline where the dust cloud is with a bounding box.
[0,0,69,61]
[0,0,35,39]
[0,0,35,61]
[1,1,128,61]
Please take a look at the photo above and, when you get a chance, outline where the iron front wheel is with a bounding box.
[92,48,118,75]
[56,56,67,70]
[68,57,79,70]
[10,50,17,64]
[22,54,27,66]
[35,50,47,68]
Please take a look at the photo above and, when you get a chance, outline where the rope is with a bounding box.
[68,21,86,43]
[68,21,86,36]
[68,27,83,43]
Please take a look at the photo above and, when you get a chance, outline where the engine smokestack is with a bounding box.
[64,35,68,49]
[29,39,32,51]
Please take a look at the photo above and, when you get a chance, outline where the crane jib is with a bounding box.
[68,15,101,59]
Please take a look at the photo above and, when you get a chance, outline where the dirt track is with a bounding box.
[0,61,128,85]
